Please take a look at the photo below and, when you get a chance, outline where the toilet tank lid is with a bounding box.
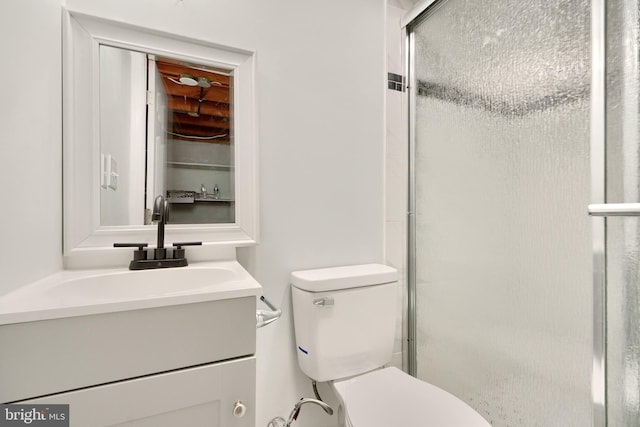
[291,264,398,292]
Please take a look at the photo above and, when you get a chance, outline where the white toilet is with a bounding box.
[291,264,490,427]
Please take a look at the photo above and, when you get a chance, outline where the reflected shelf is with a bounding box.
[166,191,233,204]
[193,197,234,203]
[167,161,232,169]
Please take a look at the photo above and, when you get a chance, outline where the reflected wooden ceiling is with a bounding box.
[156,58,231,144]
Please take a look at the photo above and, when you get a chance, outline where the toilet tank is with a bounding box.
[291,264,399,382]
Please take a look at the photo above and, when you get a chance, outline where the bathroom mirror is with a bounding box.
[99,46,235,226]
[63,10,257,255]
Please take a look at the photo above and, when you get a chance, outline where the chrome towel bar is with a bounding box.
[256,295,282,328]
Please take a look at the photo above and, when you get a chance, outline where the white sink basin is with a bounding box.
[47,267,237,302]
[0,261,261,325]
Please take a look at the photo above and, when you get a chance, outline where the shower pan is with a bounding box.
[405,0,640,425]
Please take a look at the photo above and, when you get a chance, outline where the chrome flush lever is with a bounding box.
[313,297,334,307]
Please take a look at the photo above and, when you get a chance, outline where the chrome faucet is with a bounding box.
[152,195,169,260]
[285,398,333,426]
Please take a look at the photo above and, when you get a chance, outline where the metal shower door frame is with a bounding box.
[403,0,438,383]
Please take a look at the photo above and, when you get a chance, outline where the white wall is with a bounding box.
[0,0,386,424]
[0,0,63,296]
[62,1,387,426]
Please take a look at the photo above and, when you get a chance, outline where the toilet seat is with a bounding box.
[332,367,490,427]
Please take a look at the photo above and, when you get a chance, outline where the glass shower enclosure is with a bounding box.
[406,0,640,425]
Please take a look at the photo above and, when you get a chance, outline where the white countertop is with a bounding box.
[0,260,262,325]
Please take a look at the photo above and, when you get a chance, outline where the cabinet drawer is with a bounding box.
[20,357,256,427]
[1,297,256,402]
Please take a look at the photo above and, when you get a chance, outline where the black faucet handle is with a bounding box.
[171,242,203,248]
[114,243,148,250]
[171,242,202,260]
[114,243,149,261]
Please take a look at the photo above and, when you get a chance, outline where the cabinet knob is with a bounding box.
[233,401,247,418]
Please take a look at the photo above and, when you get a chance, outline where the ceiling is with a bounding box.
[155,58,232,143]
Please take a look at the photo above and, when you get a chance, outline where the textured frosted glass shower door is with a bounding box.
[410,0,592,426]
[605,1,640,425]
[606,218,640,426]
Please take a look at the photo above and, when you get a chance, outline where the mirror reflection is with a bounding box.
[99,45,234,226]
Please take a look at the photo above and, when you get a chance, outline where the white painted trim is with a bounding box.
[62,9,259,262]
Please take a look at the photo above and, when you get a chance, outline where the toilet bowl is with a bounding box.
[291,264,490,427]
[331,367,490,427]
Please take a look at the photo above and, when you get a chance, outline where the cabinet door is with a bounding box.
[20,357,255,427]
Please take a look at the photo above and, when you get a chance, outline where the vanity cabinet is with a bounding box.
[2,295,257,426]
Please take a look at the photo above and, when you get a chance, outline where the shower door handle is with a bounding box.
[588,203,640,216]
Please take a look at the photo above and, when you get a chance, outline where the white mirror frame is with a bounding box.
[62,9,258,257]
